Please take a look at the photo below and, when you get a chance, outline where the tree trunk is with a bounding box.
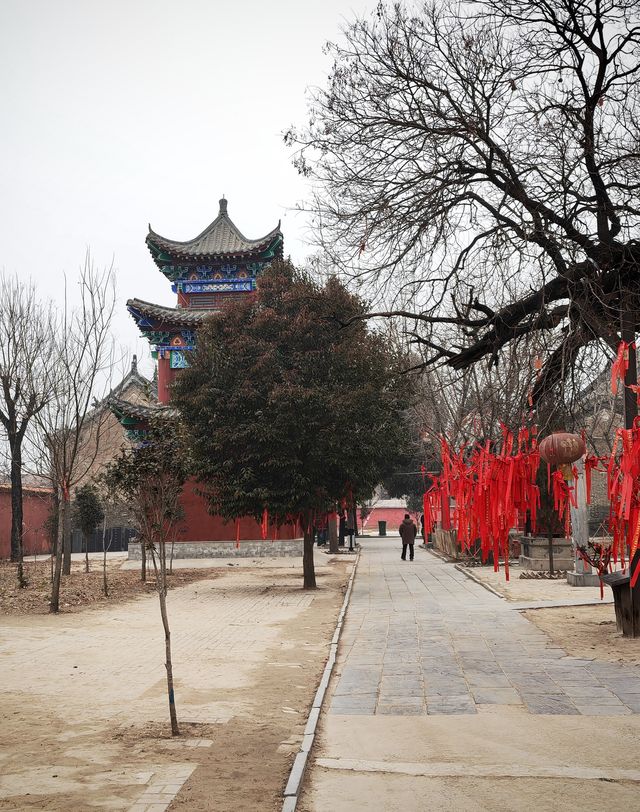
[50,489,66,613]
[141,539,146,583]
[84,531,90,574]
[9,438,26,587]
[48,499,58,584]
[101,516,108,597]
[151,543,179,736]
[622,310,638,430]
[303,513,317,589]
[62,501,71,576]
[161,538,167,595]
[50,516,56,584]
[328,511,339,554]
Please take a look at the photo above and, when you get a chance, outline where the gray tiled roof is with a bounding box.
[127,298,213,327]
[107,396,180,421]
[147,198,282,259]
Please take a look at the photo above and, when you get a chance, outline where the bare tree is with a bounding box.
[0,274,55,586]
[99,494,115,598]
[103,417,189,737]
[288,0,640,405]
[32,257,117,613]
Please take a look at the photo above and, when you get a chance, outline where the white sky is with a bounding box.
[0,0,370,378]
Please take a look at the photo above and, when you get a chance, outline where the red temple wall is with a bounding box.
[362,507,415,534]
[177,479,299,541]
[0,486,53,559]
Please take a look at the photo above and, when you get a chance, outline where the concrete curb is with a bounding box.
[423,546,452,562]
[281,548,361,811]
[514,598,613,610]
[454,563,506,599]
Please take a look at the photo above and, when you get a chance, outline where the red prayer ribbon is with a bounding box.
[611,340,633,395]
[425,428,540,576]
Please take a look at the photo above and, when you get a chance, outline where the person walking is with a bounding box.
[399,513,417,561]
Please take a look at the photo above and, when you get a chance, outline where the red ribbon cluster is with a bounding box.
[607,420,640,584]
[611,340,633,395]
[424,427,540,579]
[551,468,577,537]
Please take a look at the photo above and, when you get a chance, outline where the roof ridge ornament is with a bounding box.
[219,196,228,216]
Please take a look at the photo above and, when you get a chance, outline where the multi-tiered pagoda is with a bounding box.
[129,198,283,402]
[114,200,300,554]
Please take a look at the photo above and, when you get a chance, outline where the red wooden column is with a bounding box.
[157,355,177,404]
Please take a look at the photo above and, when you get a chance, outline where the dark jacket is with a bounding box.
[399,518,417,543]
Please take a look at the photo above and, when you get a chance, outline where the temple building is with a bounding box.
[128,197,283,403]
[114,199,300,555]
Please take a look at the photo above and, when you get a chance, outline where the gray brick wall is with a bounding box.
[128,539,304,559]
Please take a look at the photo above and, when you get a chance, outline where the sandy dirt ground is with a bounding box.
[523,604,640,666]
[455,559,608,603]
[0,552,352,811]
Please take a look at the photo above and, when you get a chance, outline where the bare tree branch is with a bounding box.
[289,0,640,402]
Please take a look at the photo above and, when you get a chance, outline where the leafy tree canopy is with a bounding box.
[172,260,408,525]
[102,419,190,548]
[73,484,104,537]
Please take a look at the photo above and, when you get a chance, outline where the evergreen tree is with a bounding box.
[173,260,407,588]
[103,418,189,736]
[72,484,104,573]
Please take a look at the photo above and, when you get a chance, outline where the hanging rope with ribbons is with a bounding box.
[428,427,541,579]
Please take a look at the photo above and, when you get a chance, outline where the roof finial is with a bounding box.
[219,196,228,215]
[131,354,138,374]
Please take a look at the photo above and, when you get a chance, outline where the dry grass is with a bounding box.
[0,558,219,615]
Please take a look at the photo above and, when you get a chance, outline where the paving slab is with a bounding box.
[325,546,640,716]
[301,542,640,811]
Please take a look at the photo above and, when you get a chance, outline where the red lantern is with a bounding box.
[539,432,586,466]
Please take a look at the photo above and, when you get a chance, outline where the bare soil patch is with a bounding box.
[0,559,219,616]
[524,603,640,666]
[455,559,607,603]
[0,556,351,811]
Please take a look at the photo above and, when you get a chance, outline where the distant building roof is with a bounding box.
[0,483,53,495]
[372,498,409,509]
[82,355,154,425]
[108,354,152,399]
[107,396,179,422]
[146,198,282,263]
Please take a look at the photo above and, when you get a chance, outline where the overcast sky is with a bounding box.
[0,0,370,378]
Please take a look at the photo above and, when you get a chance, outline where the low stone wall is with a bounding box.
[519,535,573,570]
[128,539,304,560]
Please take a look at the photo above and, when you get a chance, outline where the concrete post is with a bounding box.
[567,457,600,586]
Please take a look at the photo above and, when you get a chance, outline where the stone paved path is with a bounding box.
[330,544,640,716]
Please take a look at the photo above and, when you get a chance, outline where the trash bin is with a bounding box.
[378,520,387,536]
